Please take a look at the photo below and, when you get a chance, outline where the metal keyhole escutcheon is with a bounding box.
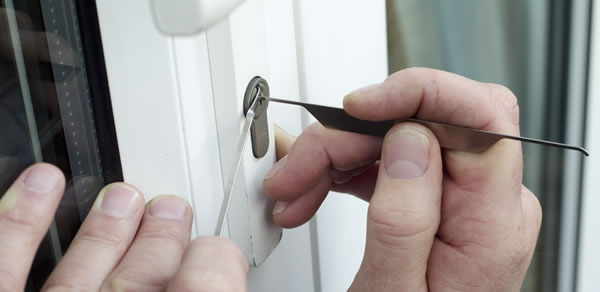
[243,77,270,158]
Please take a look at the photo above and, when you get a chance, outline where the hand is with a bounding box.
[0,163,248,292]
[263,68,542,291]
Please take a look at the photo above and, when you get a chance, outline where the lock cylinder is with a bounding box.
[243,77,270,158]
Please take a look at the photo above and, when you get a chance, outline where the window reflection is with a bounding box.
[0,1,116,290]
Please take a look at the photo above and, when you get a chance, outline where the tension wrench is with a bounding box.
[215,95,262,236]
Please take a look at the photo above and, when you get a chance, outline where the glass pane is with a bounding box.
[0,0,120,290]
[386,1,582,291]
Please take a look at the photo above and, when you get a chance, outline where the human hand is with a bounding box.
[263,68,542,291]
[0,163,248,292]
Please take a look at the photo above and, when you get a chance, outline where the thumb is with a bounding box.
[351,123,443,292]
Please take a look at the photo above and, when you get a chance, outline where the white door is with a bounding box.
[95,0,387,291]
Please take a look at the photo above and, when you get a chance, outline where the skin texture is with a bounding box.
[263,68,542,291]
[0,164,248,292]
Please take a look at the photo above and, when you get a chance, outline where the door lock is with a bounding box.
[243,77,270,158]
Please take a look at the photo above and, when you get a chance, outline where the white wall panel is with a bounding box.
[293,1,388,291]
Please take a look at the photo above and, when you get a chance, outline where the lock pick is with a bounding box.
[262,97,589,156]
[216,95,588,236]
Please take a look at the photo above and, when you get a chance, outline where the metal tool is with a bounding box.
[263,97,589,156]
[215,95,262,236]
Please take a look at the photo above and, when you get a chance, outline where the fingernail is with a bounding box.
[384,127,430,179]
[149,196,187,219]
[331,171,353,185]
[101,184,140,218]
[265,156,288,180]
[23,165,61,194]
[349,83,381,96]
[273,200,290,215]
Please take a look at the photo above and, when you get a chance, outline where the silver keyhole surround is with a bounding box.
[243,77,270,158]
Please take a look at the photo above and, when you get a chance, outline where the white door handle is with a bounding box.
[151,0,244,35]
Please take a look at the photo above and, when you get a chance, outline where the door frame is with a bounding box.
[576,1,600,291]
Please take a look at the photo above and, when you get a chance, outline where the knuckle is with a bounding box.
[367,204,437,244]
[389,67,440,89]
[298,122,328,148]
[135,224,188,250]
[528,194,543,224]
[487,83,520,124]
[304,122,326,138]
[77,227,126,251]
[393,122,434,140]
[0,208,39,236]
[392,67,431,79]
[522,186,542,215]
[522,187,543,235]
[104,277,162,292]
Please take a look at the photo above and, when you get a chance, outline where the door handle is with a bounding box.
[151,0,245,35]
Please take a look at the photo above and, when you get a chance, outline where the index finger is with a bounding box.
[343,68,520,135]
[0,163,65,291]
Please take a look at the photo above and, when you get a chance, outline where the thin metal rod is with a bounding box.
[263,97,589,156]
[490,134,588,155]
[215,98,259,236]
[410,118,590,156]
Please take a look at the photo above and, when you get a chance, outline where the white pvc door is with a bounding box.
[96,0,387,290]
[95,0,316,290]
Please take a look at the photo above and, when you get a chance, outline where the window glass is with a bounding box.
[0,0,120,290]
[387,1,585,291]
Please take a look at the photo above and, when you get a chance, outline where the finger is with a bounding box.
[43,183,145,291]
[343,67,520,134]
[272,164,379,228]
[344,68,524,225]
[266,123,382,228]
[264,122,382,201]
[274,125,296,160]
[102,196,193,291]
[0,163,65,291]
[351,123,443,291]
[167,236,248,292]
[272,173,331,228]
[331,163,380,201]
